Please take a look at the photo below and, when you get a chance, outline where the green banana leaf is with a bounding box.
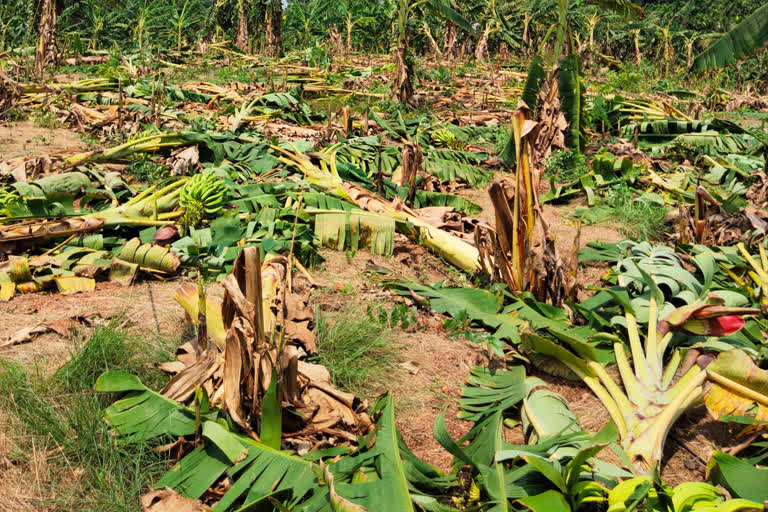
[558,55,584,154]
[691,4,768,72]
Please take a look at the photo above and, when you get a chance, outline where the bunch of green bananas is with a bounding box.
[0,187,23,217]
[430,128,468,151]
[179,173,228,227]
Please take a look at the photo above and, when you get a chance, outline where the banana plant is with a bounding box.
[523,271,767,474]
[691,3,768,73]
[391,0,471,104]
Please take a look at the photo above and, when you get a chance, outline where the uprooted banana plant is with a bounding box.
[0,177,188,252]
[523,272,767,474]
[677,185,768,246]
[476,105,576,305]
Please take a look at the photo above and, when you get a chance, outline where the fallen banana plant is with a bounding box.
[0,178,188,252]
[523,281,766,474]
[273,143,481,272]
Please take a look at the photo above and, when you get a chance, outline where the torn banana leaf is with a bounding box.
[313,209,395,256]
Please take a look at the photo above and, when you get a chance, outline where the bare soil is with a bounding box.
[0,122,87,161]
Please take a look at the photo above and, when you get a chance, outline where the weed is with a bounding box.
[571,186,669,241]
[33,110,58,129]
[54,319,175,391]
[0,322,177,512]
[125,156,168,183]
[368,302,417,330]
[544,149,589,184]
[309,303,399,398]
[607,186,669,240]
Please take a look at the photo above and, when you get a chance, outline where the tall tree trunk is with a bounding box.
[422,22,442,58]
[346,15,353,53]
[35,0,58,77]
[474,23,491,62]
[264,0,283,58]
[686,39,695,68]
[442,23,457,58]
[523,13,531,54]
[235,0,249,52]
[633,30,641,66]
[393,34,413,105]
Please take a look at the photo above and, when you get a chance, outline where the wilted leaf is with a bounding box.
[53,276,96,295]
[109,258,139,286]
[704,350,768,431]
[117,238,180,273]
[0,282,14,301]
[175,283,227,349]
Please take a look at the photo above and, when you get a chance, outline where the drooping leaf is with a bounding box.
[458,366,526,423]
[558,55,583,154]
[96,370,198,442]
[691,4,768,72]
[703,350,768,425]
[313,210,395,256]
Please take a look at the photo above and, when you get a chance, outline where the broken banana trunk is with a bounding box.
[170,247,372,451]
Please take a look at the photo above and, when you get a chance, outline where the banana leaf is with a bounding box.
[558,55,583,154]
[691,4,768,72]
[707,451,768,502]
[458,366,526,423]
[522,55,546,116]
[313,209,395,256]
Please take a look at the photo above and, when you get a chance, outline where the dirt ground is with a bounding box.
[0,122,88,162]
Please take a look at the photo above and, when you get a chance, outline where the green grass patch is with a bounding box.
[308,303,401,398]
[0,321,177,512]
[570,187,670,242]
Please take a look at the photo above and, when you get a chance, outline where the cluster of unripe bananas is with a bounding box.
[430,128,469,151]
[0,188,22,216]
[179,173,228,227]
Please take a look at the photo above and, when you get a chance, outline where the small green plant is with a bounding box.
[33,110,58,129]
[544,149,590,183]
[310,303,399,397]
[303,43,332,69]
[368,302,417,330]
[125,156,168,183]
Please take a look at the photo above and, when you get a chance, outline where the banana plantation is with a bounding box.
[2,0,768,511]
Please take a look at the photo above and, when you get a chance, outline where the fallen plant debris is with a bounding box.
[2,2,768,510]
[2,312,107,349]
